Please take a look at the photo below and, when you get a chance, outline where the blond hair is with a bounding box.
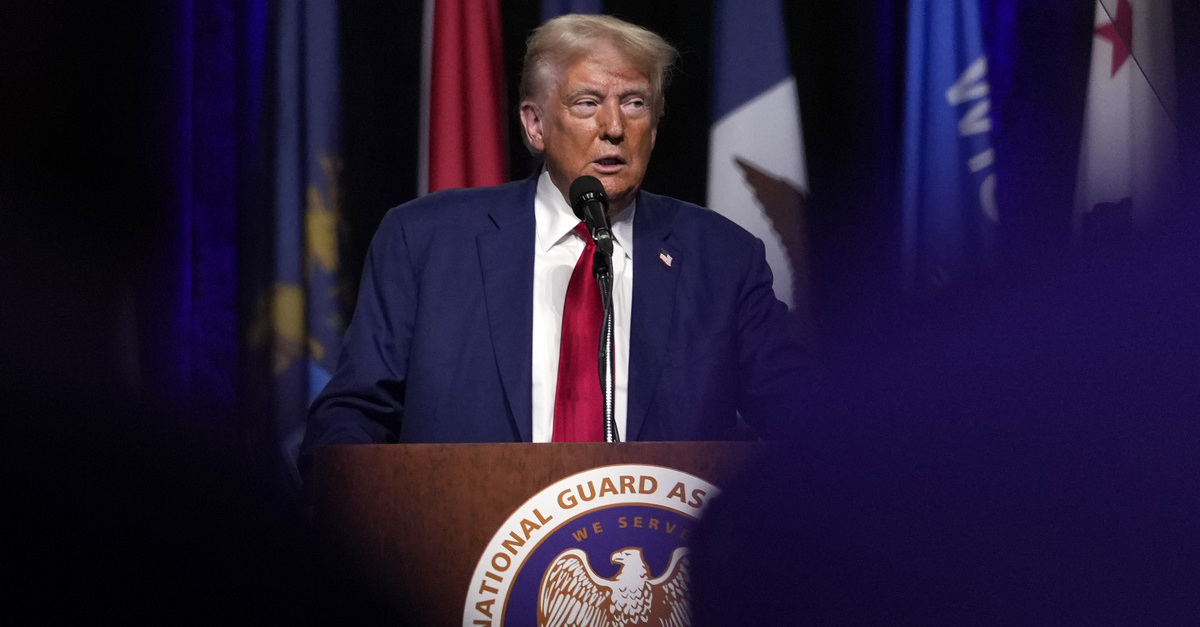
[520,14,678,121]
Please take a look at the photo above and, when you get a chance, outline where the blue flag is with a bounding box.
[541,0,602,22]
[902,0,998,290]
[250,0,344,493]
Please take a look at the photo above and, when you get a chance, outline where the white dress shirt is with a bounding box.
[531,170,634,442]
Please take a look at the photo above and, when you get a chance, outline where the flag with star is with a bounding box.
[1075,0,1182,246]
[707,0,812,338]
[901,0,998,291]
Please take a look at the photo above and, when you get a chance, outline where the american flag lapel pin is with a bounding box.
[659,249,673,267]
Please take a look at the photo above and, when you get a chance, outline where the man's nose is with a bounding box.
[597,100,625,142]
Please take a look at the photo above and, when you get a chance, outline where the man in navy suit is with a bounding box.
[302,15,803,462]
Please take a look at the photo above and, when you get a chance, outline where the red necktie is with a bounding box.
[552,223,604,442]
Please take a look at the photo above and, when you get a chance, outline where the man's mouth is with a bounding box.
[593,157,626,172]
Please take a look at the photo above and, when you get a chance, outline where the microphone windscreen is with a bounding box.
[569,175,608,220]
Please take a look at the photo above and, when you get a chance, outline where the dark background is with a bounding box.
[2,1,1199,619]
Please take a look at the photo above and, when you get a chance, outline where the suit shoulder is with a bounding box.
[640,190,761,250]
[378,179,533,232]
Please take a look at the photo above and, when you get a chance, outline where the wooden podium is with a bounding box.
[313,442,759,625]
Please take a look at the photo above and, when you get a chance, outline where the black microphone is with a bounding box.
[569,175,614,257]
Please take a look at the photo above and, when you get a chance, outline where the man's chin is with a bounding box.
[604,186,638,214]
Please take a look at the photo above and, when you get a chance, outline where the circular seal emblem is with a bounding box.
[462,464,720,626]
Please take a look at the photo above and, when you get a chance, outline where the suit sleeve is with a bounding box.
[299,209,417,470]
[733,236,806,438]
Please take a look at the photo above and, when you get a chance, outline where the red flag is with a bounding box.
[420,0,508,193]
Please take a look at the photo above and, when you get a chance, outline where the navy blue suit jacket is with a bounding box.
[302,177,803,456]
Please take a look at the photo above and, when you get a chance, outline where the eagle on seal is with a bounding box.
[537,546,690,627]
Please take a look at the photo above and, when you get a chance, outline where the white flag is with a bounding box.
[1075,0,1181,242]
[708,0,810,335]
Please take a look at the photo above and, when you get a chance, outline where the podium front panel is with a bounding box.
[314,442,759,625]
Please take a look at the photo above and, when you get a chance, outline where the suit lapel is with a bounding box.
[478,179,538,442]
[627,192,680,441]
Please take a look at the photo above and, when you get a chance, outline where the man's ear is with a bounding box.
[519,101,545,152]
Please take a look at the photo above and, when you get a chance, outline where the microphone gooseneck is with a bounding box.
[568,175,619,443]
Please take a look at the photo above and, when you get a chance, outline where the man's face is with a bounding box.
[520,42,657,214]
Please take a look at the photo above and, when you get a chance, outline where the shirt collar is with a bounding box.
[534,169,635,256]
